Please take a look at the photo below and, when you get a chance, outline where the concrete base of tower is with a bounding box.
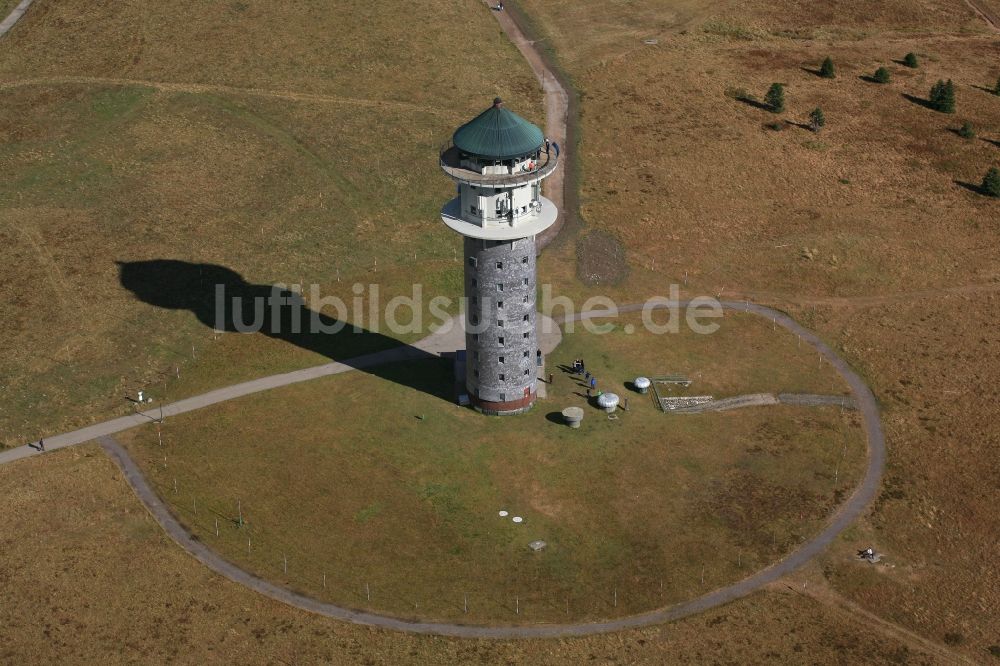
[470,391,537,416]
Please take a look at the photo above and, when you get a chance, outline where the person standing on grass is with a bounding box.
[545,138,551,154]
[548,373,553,384]
[38,438,45,451]
[590,376,597,390]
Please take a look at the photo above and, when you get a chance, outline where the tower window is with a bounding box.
[471,314,479,325]
[522,350,529,358]
[498,320,504,328]
[498,336,505,346]
[522,332,529,339]
[522,256,528,264]
[497,300,503,309]
[498,356,505,364]
[473,334,479,341]
[496,283,503,292]
[496,261,503,269]
[523,314,530,322]
[523,295,528,303]
[468,257,477,267]
[499,373,505,381]
[524,369,530,376]
[522,278,529,286]
[470,205,478,215]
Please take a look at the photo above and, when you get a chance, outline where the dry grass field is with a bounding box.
[0,446,948,664]
[2,0,998,661]
[0,0,542,447]
[115,312,863,624]
[509,0,1000,658]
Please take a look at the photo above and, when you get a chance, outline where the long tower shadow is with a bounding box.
[117,259,452,401]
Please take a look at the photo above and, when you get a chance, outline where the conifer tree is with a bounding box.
[982,167,1000,197]
[809,108,825,132]
[873,67,891,84]
[820,57,836,79]
[765,83,785,113]
[903,52,919,68]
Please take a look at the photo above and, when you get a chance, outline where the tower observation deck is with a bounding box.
[439,98,560,415]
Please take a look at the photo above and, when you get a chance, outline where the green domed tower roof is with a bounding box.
[452,98,544,161]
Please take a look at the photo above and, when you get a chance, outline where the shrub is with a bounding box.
[873,67,891,84]
[765,120,785,131]
[929,79,956,113]
[903,52,919,68]
[765,83,785,113]
[820,56,836,79]
[809,107,825,131]
[982,167,1000,197]
[958,121,975,139]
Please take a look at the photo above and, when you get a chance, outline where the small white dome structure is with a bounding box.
[633,377,651,394]
[597,392,620,413]
[561,406,584,428]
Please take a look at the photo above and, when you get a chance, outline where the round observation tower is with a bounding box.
[439,97,560,415]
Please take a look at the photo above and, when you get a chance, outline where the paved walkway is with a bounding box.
[0,0,35,39]
[0,315,562,465]
[74,301,884,639]
[666,392,855,413]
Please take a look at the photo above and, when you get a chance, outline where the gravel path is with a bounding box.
[0,0,35,39]
[84,300,884,639]
[667,392,855,413]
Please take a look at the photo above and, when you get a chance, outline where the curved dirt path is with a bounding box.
[0,0,35,39]
[964,0,1000,30]
[480,0,570,249]
[48,300,882,639]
